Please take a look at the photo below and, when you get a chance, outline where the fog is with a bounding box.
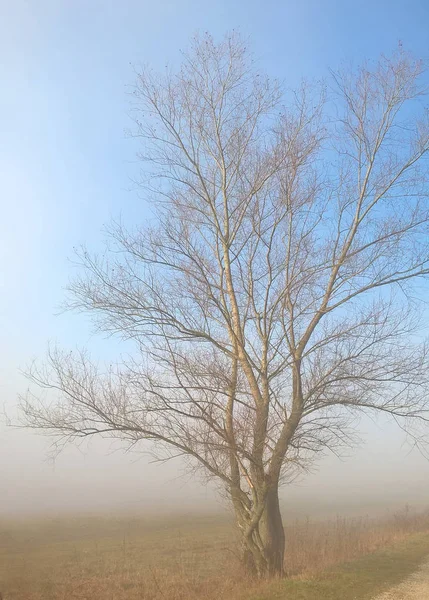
[2,422,429,518]
[2,367,429,517]
[1,0,429,520]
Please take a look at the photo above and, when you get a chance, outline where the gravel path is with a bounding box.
[372,558,429,600]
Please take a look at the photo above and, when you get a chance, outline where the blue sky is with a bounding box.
[1,0,429,514]
[2,0,429,362]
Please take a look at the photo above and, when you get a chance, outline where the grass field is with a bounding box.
[1,507,429,599]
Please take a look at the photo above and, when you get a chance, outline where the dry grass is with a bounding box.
[1,507,429,600]
[284,505,429,576]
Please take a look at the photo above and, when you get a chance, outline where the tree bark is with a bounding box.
[259,485,285,577]
[239,485,285,578]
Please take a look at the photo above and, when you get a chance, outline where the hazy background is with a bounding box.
[1,0,429,518]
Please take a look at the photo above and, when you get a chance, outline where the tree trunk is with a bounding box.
[259,485,285,576]
[239,486,285,578]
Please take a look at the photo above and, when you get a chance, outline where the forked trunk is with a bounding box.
[239,486,285,578]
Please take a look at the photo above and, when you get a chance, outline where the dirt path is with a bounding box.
[372,557,429,600]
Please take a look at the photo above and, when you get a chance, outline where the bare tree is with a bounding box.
[20,34,429,577]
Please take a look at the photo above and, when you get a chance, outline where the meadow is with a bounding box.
[2,506,429,600]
